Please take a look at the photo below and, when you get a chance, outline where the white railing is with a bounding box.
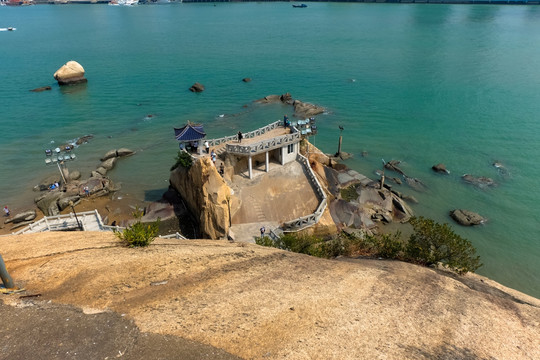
[13,210,109,234]
[226,132,300,156]
[158,232,188,240]
[205,120,282,148]
[281,154,328,232]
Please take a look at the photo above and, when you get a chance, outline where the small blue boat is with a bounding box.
[292,4,307,8]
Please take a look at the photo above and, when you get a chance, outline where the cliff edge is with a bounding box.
[1,232,538,359]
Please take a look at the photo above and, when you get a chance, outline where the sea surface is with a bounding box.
[1,3,539,298]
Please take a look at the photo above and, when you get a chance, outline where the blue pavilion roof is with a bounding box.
[174,123,206,142]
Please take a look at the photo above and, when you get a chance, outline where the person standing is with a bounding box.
[211,149,216,164]
[260,226,265,238]
[283,114,288,127]
[237,131,243,143]
[219,163,225,177]
[3,206,10,217]
[204,140,210,154]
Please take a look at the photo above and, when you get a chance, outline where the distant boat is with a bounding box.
[292,3,307,7]
[109,0,138,5]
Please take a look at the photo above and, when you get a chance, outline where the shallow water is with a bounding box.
[0,3,538,298]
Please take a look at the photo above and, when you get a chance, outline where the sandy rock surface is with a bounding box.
[1,232,539,360]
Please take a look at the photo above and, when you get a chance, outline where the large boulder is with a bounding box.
[58,195,81,211]
[189,82,205,92]
[101,149,118,161]
[53,61,87,85]
[117,148,134,157]
[169,157,232,239]
[4,210,36,224]
[432,163,450,174]
[100,157,117,171]
[35,192,63,216]
[450,209,487,226]
[293,100,324,118]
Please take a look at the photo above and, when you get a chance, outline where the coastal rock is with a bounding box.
[101,157,117,171]
[450,209,487,226]
[170,156,232,239]
[462,174,496,188]
[280,92,293,104]
[90,171,103,179]
[256,94,281,103]
[293,99,324,118]
[4,210,36,224]
[432,163,450,174]
[116,148,134,157]
[57,195,81,211]
[30,86,52,92]
[96,167,108,176]
[53,60,87,85]
[384,160,406,176]
[69,171,81,181]
[101,149,118,161]
[76,135,93,145]
[189,82,205,92]
[35,192,63,216]
[242,77,251,82]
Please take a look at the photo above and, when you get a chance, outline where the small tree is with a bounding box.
[115,208,160,247]
[170,150,193,171]
[405,216,482,274]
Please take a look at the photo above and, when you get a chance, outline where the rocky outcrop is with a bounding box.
[189,82,205,92]
[170,157,232,239]
[255,93,324,117]
[462,174,496,188]
[53,61,87,85]
[4,210,36,224]
[432,163,450,174]
[30,86,51,92]
[100,148,135,161]
[450,209,487,226]
[293,99,324,118]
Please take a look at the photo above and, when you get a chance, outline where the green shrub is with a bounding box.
[170,150,193,171]
[405,216,482,274]
[340,184,359,202]
[115,208,160,247]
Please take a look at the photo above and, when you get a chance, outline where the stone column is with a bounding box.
[281,147,285,166]
[265,151,269,172]
[248,156,253,179]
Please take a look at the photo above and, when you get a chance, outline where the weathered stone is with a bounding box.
[432,163,450,174]
[53,60,87,85]
[69,171,81,181]
[450,209,487,226]
[462,174,496,188]
[101,149,118,161]
[116,148,134,157]
[170,157,232,239]
[96,167,108,176]
[30,86,51,92]
[101,157,117,171]
[4,210,36,224]
[293,99,324,118]
[35,192,63,216]
[58,196,81,211]
[90,171,103,178]
[76,135,93,145]
[189,82,205,92]
[280,92,293,104]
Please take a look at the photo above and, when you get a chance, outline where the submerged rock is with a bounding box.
[53,60,87,85]
[432,163,450,174]
[462,174,496,188]
[189,82,205,92]
[450,209,487,226]
[30,86,52,92]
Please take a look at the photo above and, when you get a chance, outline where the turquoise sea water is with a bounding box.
[0,3,539,298]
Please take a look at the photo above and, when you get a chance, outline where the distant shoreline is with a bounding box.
[13,0,540,6]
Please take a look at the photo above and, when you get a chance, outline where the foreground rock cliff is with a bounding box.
[1,232,538,360]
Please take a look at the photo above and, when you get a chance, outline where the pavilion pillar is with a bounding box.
[265,151,269,173]
[281,147,285,166]
[248,156,253,179]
